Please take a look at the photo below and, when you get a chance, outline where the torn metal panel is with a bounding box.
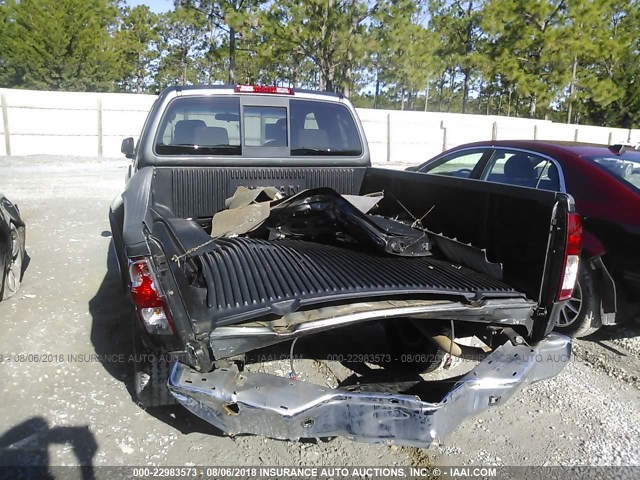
[341,192,383,213]
[211,186,283,237]
[169,333,571,446]
[430,232,504,280]
[224,186,283,209]
[259,187,431,257]
[211,187,400,256]
[211,202,271,237]
[208,298,536,359]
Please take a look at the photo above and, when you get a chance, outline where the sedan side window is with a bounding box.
[483,150,560,191]
[419,150,488,178]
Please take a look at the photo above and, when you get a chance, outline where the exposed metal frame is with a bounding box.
[169,333,572,447]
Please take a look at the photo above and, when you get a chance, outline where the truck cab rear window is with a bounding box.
[290,100,362,156]
[243,106,287,147]
[154,96,362,157]
[155,97,241,156]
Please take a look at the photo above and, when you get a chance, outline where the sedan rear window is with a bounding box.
[586,154,640,191]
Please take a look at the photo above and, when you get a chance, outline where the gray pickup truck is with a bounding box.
[110,85,578,447]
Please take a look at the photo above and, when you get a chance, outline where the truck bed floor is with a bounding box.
[193,238,524,326]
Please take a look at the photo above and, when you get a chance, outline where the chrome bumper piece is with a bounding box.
[168,333,571,447]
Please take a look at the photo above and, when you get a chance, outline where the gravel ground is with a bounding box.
[0,156,639,474]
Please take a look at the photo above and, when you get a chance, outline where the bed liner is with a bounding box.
[192,237,524,326]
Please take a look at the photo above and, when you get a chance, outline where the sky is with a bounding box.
[126,0,173,13]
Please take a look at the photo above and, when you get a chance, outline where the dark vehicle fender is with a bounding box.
[120,167,154,259]
[0,197,25,261]
[0,198,26,293]
[582,229,606,258]
[0,210,10,273]
[109,167,155,290]
[580,230,617,324]
[109,200,129,291]
[0,199,24,228]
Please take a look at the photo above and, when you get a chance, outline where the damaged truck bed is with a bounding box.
[110,85,578,447]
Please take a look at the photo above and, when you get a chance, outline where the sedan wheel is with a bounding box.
[558,280,582,327]
[2,224,24,300]
[554,263,602,338]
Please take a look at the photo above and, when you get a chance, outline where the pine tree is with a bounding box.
[155,6,206,89]
[262,0,375,93]
[0,0,120,91]
[114,5,160,93]
[482,0,570,118]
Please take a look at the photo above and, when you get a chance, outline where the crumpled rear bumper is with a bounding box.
[167,333,571,447]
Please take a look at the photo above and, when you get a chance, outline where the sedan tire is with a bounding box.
[555,263,602,338]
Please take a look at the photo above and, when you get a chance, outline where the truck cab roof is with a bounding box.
[166,84,346,101]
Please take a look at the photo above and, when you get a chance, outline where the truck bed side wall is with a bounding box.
[116,165,368,282]
[360,168,569,323]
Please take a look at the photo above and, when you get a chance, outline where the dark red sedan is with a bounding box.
[408,140,640,337]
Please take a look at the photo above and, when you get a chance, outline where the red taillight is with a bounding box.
[565,213,582,256]
[558,213,582,301]
[130,261,162,308]
[234,84,294,95]
[129,259,176,335]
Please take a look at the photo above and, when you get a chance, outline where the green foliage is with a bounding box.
[261,0,375,93]
[177,0,268,84]
[366,0,434,109]
[0,0,120,91]
[482,0,571,117]
[1,0,640,127]
[114,5,160,93]
[429,0,485,113]
[568,0,640,127]
[154,6,207,90]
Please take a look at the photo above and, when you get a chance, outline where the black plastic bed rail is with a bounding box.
[195,237,523,326]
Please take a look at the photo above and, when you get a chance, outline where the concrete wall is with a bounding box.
[0,88,156,158]
[1,87,638,164]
